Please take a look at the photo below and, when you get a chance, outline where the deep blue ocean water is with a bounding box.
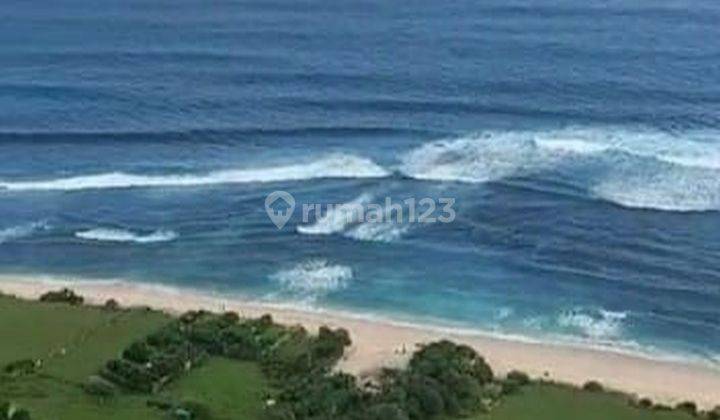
[1,0,719,363]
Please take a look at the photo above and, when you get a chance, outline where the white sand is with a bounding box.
[1,275,719,409]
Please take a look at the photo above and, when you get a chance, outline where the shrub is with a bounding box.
[675,401,697,416]
[500,378,522,395]
[506,370,531,385]
[220,311,240,325]
[9,409,31,420]
[482,383,504,400]
[104,299,120,311]
[39,288,83,305]
[637,398,653,409]
[0,402,31,420]
[3,360,39,377]
[259,314,273,326]
[0,402,10,419]
[708,406,720,420]
[122,342,153,364]
[582,380,604,392]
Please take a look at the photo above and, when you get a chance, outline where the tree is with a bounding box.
[104,299,120,311]
[506,370,530,385]
[582,381,604,392]
[675,401,697,416]
[39,288,83,305]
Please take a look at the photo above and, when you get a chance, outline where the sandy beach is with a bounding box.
[1,275,719,409]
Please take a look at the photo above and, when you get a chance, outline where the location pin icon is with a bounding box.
[265,191,295,229]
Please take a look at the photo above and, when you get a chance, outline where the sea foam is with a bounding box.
[296,193,373,235]
[344,222,409,243]
[75,228,178,243]
[400,127,720,212]
[297,193,409,242]
[557,308,628,339]
[0,154,390,192]
[270,259,353,297]
[0,221,49,244]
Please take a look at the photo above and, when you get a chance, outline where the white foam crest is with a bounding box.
[296,193,373,235]
[75,228,178,243]
[270,259,353,296]
[400,133,542,183]
[592,170,720,212]
[0,221,49,244]
[0,154,390,192]
[401,127,720,211]
[534,127,720,169]
[344,222,409,243]
[558,308,628,339]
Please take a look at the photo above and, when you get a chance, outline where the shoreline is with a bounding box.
[1,275,719,409]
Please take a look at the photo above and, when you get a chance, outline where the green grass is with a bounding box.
[0,293,704,420]
[164,358,268,420]
[476,383,695,420]
[0,294,268,420]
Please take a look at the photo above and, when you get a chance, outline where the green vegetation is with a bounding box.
[164,359,267,419]
[475,383,697,420]
[0,290,716,420]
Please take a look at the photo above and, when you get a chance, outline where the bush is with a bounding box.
[506,370,531,385]
[637,398,653,409]
[220,311,240,325]
[0,402,10,420]
[582,381,604,392]
[708,406,720,420]
[481,383,504,400]
[39,288,83,305]
[104,299,120,311]
[9,409,30,420]
[0,402,31,420]
[122,342,153,364]
[3,360,39,377]
[500,378,522,395]
[675,401,697,416]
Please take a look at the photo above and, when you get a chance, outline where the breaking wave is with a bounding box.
[0,221,49,244]
[75,228,178,243]
[296,193,373,235]
[270,259,352,297]
[297,193,409,242]
[400,127,720,212]
[558,308,628,339]
[0,154,389,192]
[344,222,409,243]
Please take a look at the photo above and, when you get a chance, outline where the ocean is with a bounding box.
[1,0,719,364]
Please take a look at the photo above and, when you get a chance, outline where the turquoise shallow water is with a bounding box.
[1,0,719,363]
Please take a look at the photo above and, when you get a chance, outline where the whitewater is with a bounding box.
[2,0,719,369]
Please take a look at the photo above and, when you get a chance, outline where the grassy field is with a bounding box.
[0,293,706,420]
[0,295,267,420]
[479,384,695,420]
[165,358,268,419]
